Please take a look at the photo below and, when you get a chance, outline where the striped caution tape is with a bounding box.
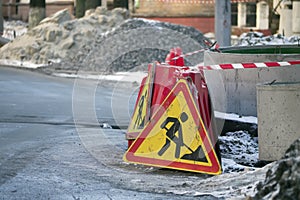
[149,0,255,4]
[170,41,219,61]
[189,60,300,71]
[156,0,214,4]
[170,49,206,61]
[170,43,218,62]
[166,46,300,70]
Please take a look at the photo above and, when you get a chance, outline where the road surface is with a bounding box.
[0,66,219,199]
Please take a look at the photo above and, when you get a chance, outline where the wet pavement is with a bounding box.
[0,66,219,199]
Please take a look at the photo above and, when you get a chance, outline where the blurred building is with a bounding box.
[5,0,299,36]
[130,0,272,35]
[274,0,300,36]
[2,0,74,21]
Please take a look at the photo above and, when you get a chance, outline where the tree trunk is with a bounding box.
[76,0,102,18]
[29,0,45,7]
[101,0,107,9]
[85,0,101,11]
[75,0,85,18]
[0,0,3,36]
[28,0,46,29]
[113,0,128,9]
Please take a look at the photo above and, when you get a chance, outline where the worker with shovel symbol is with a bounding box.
[133,90,147,129]
[158,112,188,158]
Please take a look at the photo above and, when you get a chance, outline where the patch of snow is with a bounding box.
[3,20,28,40]
[236,32,300,46]
[133,18,160,26]
[221,158,247,173]
[214,111,257,124]
[219,131,259,168]
[0,59,48,69]
[48,58,62,64]
[101,123,113,129]
[52,71,147,83]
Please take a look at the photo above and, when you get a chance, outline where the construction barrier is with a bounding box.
[123,47,300,175]
[124,47,222,175]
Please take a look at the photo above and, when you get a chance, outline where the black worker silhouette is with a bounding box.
[181,145,208,163]
[133,89,147,129]
[158,112,188,158]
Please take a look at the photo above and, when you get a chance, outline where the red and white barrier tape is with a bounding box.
[149,0,256,4]
[156,0,214,4]
[190,60,300,71]
[171,49,206,61]
[166,46,300,70]
[170,42,219,61]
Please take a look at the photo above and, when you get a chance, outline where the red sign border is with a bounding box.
[124,80,222,175]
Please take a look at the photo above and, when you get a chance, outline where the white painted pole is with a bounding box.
[0,0,3,36]
[214,0,231,47]
[257,1,269,30]
[237,2,246,27]
[102,0,107,9]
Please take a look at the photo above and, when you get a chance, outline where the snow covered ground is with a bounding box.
[2,20,27,40]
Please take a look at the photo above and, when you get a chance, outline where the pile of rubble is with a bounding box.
[236,31,300,46]
[0,7,210,73]
[252,138,300,199]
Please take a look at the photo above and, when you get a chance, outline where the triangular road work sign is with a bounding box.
[126,64,155,140]
[124,79,222,175]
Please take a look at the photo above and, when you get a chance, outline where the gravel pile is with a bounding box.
[0,7,130,71]
[252,138,300,199]
[82,18,210,73]
[0,7,210,74]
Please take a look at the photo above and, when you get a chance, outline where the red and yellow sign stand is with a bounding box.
[124,48,222,174]
[124,79,222,175]
[126,63,155,146]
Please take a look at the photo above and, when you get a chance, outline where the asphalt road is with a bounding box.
[0,67,215,200]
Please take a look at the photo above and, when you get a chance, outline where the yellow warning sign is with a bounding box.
[124,79,222,174]
[126,64,155,139]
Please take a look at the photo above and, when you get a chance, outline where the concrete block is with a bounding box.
[257,82,300,161]
[292,1,300,34]
[204,47,300,116]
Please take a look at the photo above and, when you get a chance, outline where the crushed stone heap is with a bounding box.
[252,138,300,200]
[0,7,210,74]
[81,17,210,73]
[0,7,130,69]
